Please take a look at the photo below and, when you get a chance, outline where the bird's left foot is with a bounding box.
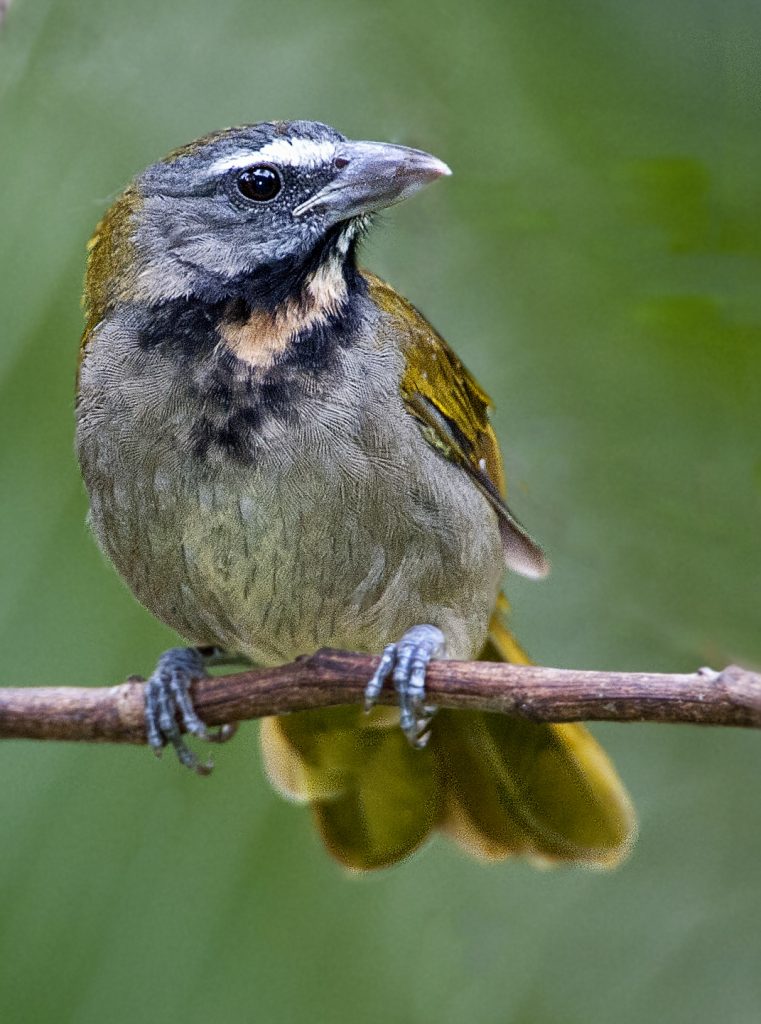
[364,625,445,748]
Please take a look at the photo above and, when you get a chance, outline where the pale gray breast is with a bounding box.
[76,307,503,664]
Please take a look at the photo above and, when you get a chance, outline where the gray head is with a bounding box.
[107,120,451,311]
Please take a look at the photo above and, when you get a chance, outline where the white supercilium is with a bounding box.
[208,139,336,176]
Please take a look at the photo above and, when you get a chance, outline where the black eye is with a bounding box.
[236,165,282,202]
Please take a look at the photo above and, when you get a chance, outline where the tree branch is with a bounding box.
[0,651,760,745]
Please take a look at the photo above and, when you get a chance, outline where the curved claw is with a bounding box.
[144,647,225,775]
[364,625,445,748]
[208,722,239,744]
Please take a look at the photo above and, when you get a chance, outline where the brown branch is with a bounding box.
[0,651,760,745]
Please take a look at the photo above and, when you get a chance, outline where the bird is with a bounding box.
[76,119,635,870]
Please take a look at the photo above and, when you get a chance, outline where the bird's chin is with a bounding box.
[332,213,371,254]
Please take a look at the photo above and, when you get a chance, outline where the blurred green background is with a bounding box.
[1,0,760,1021]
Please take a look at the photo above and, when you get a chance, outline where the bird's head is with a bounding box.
[83,120,451,342]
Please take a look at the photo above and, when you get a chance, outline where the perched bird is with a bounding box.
[76,120,635,869]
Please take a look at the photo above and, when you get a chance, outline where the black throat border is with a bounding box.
[133,222,369,462]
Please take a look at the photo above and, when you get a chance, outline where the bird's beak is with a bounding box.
[293,141,452,222]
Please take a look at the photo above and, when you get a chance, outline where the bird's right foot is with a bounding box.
[144,647,234,775]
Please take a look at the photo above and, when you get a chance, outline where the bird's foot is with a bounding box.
[144,647,235,775]
[364,625,445,748]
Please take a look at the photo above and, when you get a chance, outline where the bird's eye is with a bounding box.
[236,165,282,202]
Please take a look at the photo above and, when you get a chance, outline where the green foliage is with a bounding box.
[0,1,759,1021]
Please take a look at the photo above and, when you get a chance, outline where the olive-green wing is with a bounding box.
[364,272,548,579]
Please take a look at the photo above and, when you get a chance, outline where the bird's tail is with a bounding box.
[260,596,635,870]
[260,704,443,869]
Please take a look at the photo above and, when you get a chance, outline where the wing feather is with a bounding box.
[365,272,549,579]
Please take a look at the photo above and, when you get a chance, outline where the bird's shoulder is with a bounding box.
[362,270,549,580]
[362,270,505,494]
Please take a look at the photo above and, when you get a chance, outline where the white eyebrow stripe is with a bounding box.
[207,139,336,176]
[256,138,336,166]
